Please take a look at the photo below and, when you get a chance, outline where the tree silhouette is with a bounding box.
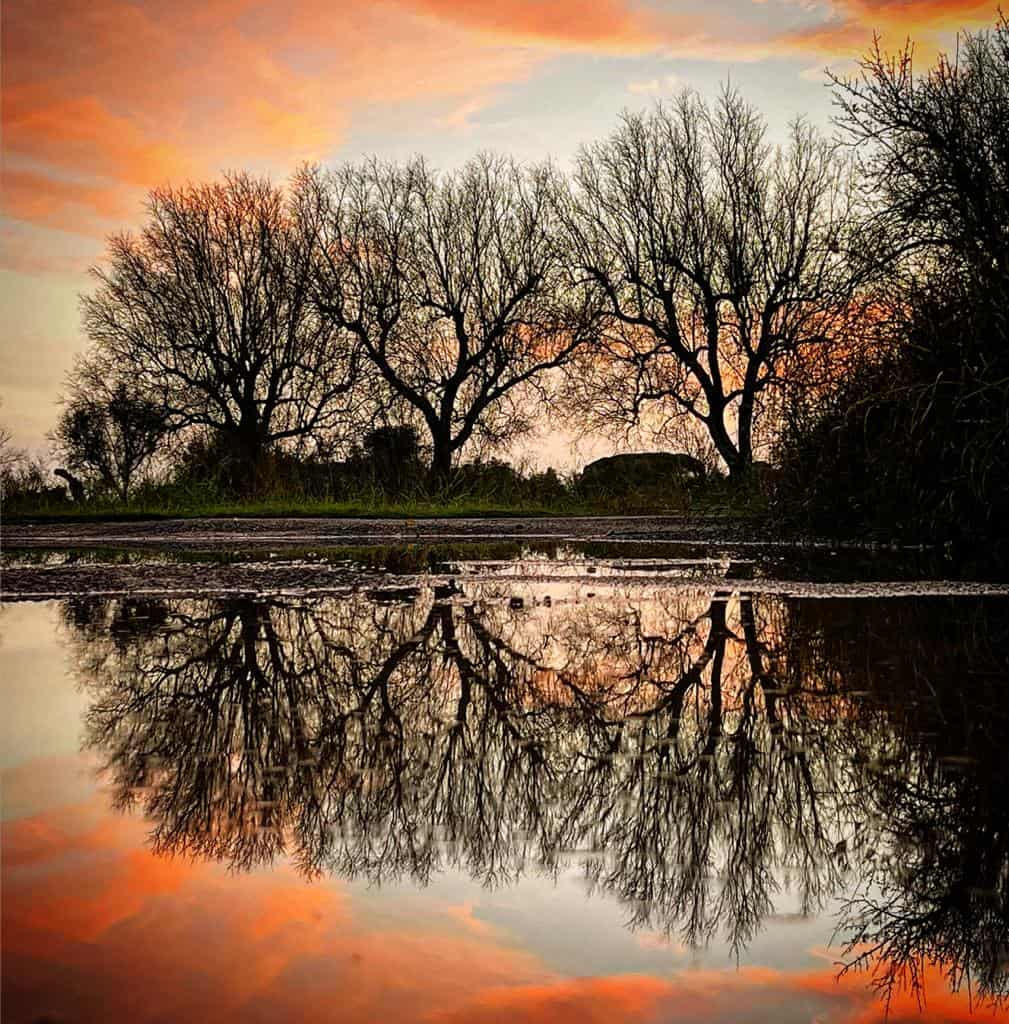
[81,173,366,493]
[53,363,167,501]
[64,588,1009,1008]
[296,154,590,485]
[558,89,865,480]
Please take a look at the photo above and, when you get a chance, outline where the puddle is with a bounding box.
[3,547,1009,1021]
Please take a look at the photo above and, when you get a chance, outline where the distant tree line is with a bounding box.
[2,15,1005,542]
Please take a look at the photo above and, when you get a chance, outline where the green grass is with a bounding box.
[6,497,585,523]
[3,480,768,524]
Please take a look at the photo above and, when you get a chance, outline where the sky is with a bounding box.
[1,0,1001,466]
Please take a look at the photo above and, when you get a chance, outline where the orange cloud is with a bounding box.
[428,975,677,1023]
[2,167,142,237]
[400,0,665,49]
[0,0,536,257]
[3,777,990,1024]
[4,88,196,185]
[843,0,996,23]
[783,0,1000,61]
[2,798,189,944]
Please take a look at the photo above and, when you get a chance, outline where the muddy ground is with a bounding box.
[2,514,1005,600]
[3,514,766,550]
[0,515,746,599]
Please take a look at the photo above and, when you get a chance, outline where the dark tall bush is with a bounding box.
[777,21,1009,544]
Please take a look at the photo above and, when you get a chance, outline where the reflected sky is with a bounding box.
[3,586,1009,1023]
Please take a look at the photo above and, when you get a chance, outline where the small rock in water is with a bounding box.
[368,585,421,605]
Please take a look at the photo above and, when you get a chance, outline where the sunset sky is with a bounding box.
[1,0,1000,462]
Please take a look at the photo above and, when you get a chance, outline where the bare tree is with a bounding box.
[559,89,865,480]
[0,400,57,502]
[831,20,1009,286]
[80,173,366,493]
[52,354,168,501]
[297,154,589,486]
[0,405,16,479]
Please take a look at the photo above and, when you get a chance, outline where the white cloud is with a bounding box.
[627,72,682,95]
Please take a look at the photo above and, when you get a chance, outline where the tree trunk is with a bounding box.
[733,389,756,485]
[428,438,454,492]
[727,456,753,486]
[225,426,268,497]
[705,407,748,484]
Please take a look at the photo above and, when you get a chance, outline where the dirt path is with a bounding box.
[3,514,768,551]
[7,515,990,600]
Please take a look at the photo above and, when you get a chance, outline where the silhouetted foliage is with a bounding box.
[79,173,368,495]
[0,407,62,505]
[53,365,167,501]
[297,154,590,486]
[777,21,1009,542]
[578,452,708,500]
[356,424,425,494]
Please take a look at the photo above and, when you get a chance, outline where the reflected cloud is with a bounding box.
[49,584,1009,1013]
[3,777,982,1024]
[3,797,552,1024]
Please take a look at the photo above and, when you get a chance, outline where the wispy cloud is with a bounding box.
[627,72,683,95]
[1,0,535,252]
[3,0,998,254]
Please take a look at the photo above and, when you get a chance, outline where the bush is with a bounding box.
[1,450,70,511]
[776,286,1009,543]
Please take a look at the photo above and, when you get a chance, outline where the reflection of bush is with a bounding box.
[64,589,1009,1008]
[784,597,1009,1008]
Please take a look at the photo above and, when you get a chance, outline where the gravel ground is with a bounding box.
[2,514,768,551]
[5,515,1000,600]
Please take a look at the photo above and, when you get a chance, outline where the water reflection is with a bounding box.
[62,587,1009,1010]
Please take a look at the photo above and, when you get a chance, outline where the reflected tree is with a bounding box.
[63,586,1009,1007]
[782,598,1009,1008]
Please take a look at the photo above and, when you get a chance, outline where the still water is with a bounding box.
[4,550,1009,1022]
